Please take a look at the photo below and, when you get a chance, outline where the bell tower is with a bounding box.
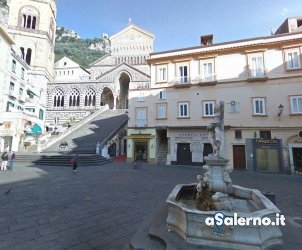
[7,0,57,105]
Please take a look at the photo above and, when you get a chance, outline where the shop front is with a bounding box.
[127,129,156,163]
[252,139,283,173]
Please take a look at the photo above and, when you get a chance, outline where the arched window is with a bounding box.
[20,6,39,30]
[69,88,80,107]
[25,48,32,65]
[84,88,96,106]
[53,88,64,107]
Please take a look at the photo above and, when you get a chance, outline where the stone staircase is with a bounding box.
[157,144,168,165]
[17,109,128,166]
[43,109,128,154]
[14,153,111,166]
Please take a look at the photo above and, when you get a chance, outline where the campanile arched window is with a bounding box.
[19,6,39,30]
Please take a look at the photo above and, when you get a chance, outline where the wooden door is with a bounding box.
[233,145,246,170]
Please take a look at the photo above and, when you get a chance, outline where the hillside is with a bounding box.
[55,27,109,68]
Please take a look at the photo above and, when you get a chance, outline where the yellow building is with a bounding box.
[127,17,302,174]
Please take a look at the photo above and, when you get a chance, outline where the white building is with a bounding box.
[127,17,302,174]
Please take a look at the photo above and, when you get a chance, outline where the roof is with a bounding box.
[149,31,302,61]
[110,23,155,40]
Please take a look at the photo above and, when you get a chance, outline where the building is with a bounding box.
[6,0,57,108]
[127,17,302,174]
[0,0,56,152]
[46,24,154,128]
[0,24,44,151]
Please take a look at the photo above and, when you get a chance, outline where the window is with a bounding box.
[135,107,147,127]
[84,88,96,106]
[137,92,145,102]
[53,88,64,107]
[157,66,167,82]
[286,51,300,69]
[235,130,242,139]
[6,102,14,112]
[178,102,189,117]
[157,103,167,119]
[250,56,264,77]
[12,60,16,72]
[39,109,44,120]
[253,98,266,115]
[158,90,166,100]
[21,67,25,79]
[202,62,214,81]
[69,88,80,107]
[9,82,15,91]
[19,88,23,96]
[290,95,302,114]
[179,65,188,83]
[260,131,271,139]
[203,101,215,116]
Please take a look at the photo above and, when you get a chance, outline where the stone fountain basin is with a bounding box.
[166,183,283,249]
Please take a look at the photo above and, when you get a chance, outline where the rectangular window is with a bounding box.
[178,102,189,117]
[157,66,167,82]
[250,56,264,77]
[21,67,25,79]
[287,51,300,69]
[39,109,44,120]
[260,131,271,139]
[235,130,242,139]
[157,103,167,119]
[135,107,147,127]
[203,101,215,116]
[158,90,166,100]
[179,65,188,83]
[19,88,23,96]
[9,82,15,91]
[11,60,16,73]
[253,98,266,115]
[290,95,302,114]
[202,62,214,81]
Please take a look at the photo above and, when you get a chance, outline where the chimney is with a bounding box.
[200,34,213,46]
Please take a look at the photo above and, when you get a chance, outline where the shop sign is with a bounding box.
[254,139,279,144]
[128,134,153,139]
[0,129,13,136]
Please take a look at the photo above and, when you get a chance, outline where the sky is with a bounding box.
[56,0,302,52]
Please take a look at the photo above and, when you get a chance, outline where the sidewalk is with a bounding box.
[0,162,301,249]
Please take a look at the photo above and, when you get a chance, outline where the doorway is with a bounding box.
[293,147,302,172]
[233,145,246,170]
[177,143,192,165]
[134,141,148,162]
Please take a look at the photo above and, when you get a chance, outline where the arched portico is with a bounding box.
[101,87,114,109]
[118,72,130,109]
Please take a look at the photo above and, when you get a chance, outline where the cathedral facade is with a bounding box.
[45,24,154,129]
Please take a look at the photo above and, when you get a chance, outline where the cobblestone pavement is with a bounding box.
[0,162,301,250]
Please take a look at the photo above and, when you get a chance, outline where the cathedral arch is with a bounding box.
[83,87,96,107]
[52,87,65,108]
[100,87,114,109]
[69,88,80,107]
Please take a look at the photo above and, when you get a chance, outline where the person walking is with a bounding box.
[71,154,79,173]
[9,152,16,171]
[1,151,9,171]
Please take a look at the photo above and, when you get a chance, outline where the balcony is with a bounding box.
[135,119,147,128]
[193,74,217,86]
[247,69,268,82]
[169,77,192,88]
[133,83,150,90]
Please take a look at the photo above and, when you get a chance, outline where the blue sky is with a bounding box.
[56,0,302,52]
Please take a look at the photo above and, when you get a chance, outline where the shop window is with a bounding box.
[235,130,242,139]
[259,131,271,139]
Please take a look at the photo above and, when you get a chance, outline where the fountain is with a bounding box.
[165,102,283,249]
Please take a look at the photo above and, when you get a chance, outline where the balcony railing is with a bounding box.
[169,77,192,88]
[135,119,147,127]
[132,82,150,90]
[247,69,268,81]
[192,74,217,85]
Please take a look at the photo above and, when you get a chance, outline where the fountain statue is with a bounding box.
[165,101,283,249]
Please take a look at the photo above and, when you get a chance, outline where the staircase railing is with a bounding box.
[42,105,109,151]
